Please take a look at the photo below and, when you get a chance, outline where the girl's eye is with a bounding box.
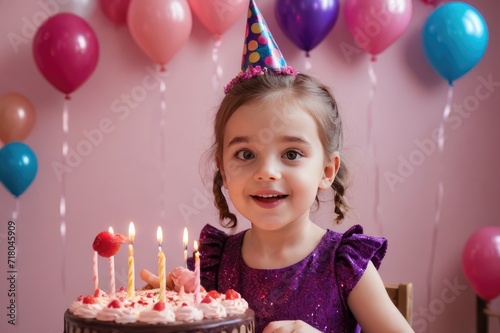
[283,150,302,160]
[236,150,255,160]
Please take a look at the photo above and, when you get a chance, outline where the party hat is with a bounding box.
[224,0,297,94]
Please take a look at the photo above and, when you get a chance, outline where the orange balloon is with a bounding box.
[0,93,36,144]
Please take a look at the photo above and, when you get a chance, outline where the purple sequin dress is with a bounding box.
[196,224,387,333]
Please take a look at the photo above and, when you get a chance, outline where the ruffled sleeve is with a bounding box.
[335,224,388,301]
[187,224,229,291]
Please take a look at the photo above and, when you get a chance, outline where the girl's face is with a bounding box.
[220,99,338,231]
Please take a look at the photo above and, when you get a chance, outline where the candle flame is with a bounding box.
[129,222,135,243]
[194,240,198,252]
[157,226,163,244]
[183,227,188,247]
[109,226,114,234]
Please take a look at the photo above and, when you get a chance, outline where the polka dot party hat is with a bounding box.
[224,0,297,94]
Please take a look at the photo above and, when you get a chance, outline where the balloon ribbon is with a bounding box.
[159,70,167,222]
[426,85,454,315]
[368,59,383,236]
[60,98,69,294]
[212,35,223,91]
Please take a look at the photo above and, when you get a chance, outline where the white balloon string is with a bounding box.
[12,197,20,221]
[304,56,312,72]
[367,59,383,236]
[160,69,167,222]
[426,85,454,321]
[60,97,69,294]
[212,35,223,91]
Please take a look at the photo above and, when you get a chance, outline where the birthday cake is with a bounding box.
[65,228,254,333]
[64,287,255,333]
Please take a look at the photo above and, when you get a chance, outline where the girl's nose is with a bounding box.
[254,157,281,181]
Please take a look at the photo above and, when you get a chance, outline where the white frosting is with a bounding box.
[96,306,138,323]
[138,307,176,324]
[222,298,249,315]
[174,305,204,322]
[198,299,227,319]
[73,303,104,319]
[69,287,247,324]
[69,301,81,314]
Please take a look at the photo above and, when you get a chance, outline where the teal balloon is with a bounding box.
[422,2,488,85]
[0,142,38,197]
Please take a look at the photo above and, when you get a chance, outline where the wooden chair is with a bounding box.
[477,295,500,333]
[385,282,413,325]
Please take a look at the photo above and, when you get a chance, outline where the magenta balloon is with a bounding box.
[99,0,131,24]
[33,13,99,97]
[462,226,500,301]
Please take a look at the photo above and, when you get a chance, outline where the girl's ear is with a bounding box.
[319,153,340,190]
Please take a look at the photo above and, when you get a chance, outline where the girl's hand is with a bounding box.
[262,320,322,333]
[140,269,174,290]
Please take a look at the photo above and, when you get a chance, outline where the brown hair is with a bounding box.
[209,73,349,228]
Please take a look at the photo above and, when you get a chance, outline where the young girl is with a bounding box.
[142,1,414,332]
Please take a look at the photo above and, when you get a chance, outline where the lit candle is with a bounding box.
[157,226,166,302]
[183,227,188,268]
[109,227,116,295]
[127,222,135,298]
[194,240,201,305]
[93,250,99,294]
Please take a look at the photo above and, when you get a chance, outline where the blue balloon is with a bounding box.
[0,142,38,197]
[422,2,488,85]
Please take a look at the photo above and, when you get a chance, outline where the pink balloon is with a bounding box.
[344,0,412,59]
[99,0,131,24]
[188,0,247,36]
[422,0,439,6]
[128,0,192,70]
[462,226,500,301]
[33,13,99,97]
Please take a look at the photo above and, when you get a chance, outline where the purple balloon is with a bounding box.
[275,0,340,56]
[33,13,99,97]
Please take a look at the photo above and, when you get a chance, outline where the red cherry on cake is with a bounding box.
[206,290,220,299]
[92,231,128,258]
[82,296,96,304]
[153,301,166,311]
[225,289,240,300]
[107,300,121,308]
[201,295,213,304]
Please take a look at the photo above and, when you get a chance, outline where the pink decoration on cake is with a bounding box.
[93,250,99,294]
[171,266,196,293]
[108,227,116,295]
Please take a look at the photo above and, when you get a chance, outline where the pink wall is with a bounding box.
[1,0,499,332]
